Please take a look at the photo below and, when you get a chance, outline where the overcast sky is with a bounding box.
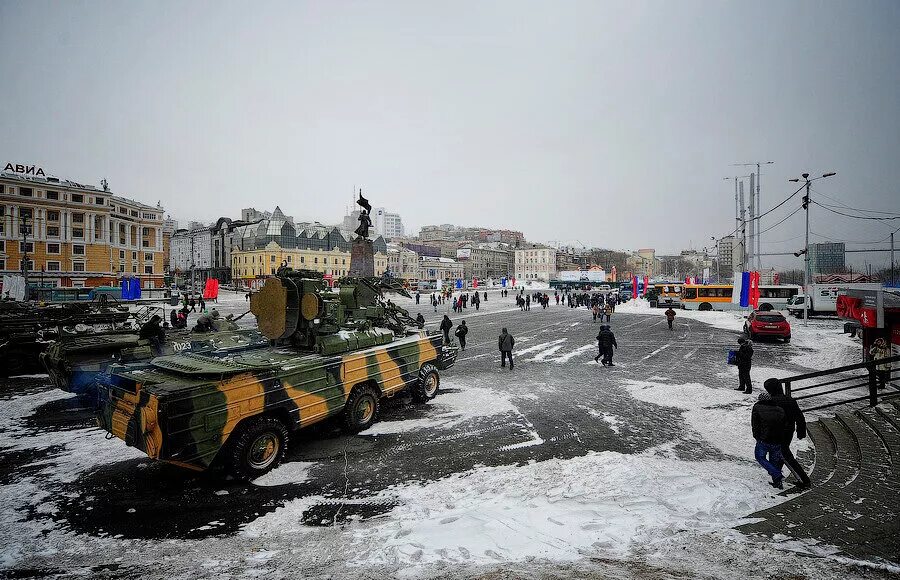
[1,0,898,269]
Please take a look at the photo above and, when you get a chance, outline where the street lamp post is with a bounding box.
[789,171,836,325]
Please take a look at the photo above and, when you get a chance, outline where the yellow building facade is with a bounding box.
[0,170,166,288]
[231,241,387,287]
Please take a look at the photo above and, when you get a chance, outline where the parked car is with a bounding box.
[744,311,791,342]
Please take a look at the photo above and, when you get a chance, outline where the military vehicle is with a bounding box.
[41,326,269,400]
[95,269,458,479]
[0,297,133,376]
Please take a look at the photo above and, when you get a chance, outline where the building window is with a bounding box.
[300,257,304,263]
[142,227,151,236]
[286,256,291,263]
[72,213,84,224]
[270,255,276,263]
[47,210,60,222]
[314,257,318,264]
[19,187,33,197]
[144,265,153,274]
[119,250,125,259]
[132,251,137,260]
[132,265,137,273]
[46,243,60,254]
[144,252,153,261]
[0,240,3,251]
[95,197,105,205]
[46,190,60,200]
[19,242,34,253]
[72,244,85,256]
[130,210,138,217]
[46,261,60,271]
[118,263,124,272]
[142,240,150,248]
[72,228,84,239]
[20,207,33,219]
[72,194,83,203]
[0,259,5,270]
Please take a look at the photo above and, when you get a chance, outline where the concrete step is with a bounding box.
[738,407,900,565]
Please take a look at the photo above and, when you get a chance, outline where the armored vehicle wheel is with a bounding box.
[411,363,440,403]
[342,385,380,433]
[227,416,289,480]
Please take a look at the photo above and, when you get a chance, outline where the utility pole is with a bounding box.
[733,161,774,271]
[891,232,895,287]
[748,173,755,271]
[739,180,747,272]
[790,171,836,326]
[20,214,31,288]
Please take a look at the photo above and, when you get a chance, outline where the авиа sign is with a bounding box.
[4,163,46,177]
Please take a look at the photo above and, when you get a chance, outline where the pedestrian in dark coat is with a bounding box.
[416,291,421,304]
[751,391,787,489]
[664,307,676,330]
[525,295,530,311]
[484,291,487,301]
[498,328,514,369]
[189,296,196,313]
[415,313,425,328]
[440,315,453,345]
[735,338,754,394]
[764,378,811,488]
[594,325,618,365]
[455,320,469,350]
[139,314,165,348]
[198,295,206,312]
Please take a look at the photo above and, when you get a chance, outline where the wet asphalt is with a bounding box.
[1,297,814,542]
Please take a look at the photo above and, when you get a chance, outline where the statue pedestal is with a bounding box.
[349,238,375,277]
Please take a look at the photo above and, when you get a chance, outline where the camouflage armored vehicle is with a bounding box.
[95,269,457,479]
[41,326,269,400]
[0,297,133,376]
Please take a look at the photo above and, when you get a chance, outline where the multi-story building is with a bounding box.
[162,215,178,276]
[456,244,510,281]
[514,245,557,282]
[419,256,464,283]
[625,248,661,278]
[386,243,420,281]
[229,206,388,287]
[231,242,388,287]
[0,170,166,288]
[809,242,846,275]
[372,207,404,239]
[169,226,213,283]
[718,236,736,275]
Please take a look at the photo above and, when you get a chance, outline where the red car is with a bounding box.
[744,311,791,342]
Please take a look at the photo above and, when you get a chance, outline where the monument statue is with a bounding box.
[354,189,372,239]
[349,189,376,277]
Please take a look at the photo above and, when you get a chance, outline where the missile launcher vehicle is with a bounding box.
[95,269,458,479]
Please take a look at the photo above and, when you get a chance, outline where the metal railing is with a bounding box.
[781,354,900,412]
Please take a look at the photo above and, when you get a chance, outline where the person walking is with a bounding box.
[751,389,787,489]
[869,337,892,389]
[763,378,811,489]
[592,303,599,323]
[416,291,421,304]
[498,327,514,370]
[525,294,530,311]
[198,294,206,312]
[664,307,676,330]
[432,294,438,313]
[455,320,469,351]
[440,315,454,345]
[735,338,754,394]
[594,325,618,366]
[189,295,197,313]
[604,304,612,323]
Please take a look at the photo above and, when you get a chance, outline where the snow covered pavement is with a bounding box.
[0,294,891,579]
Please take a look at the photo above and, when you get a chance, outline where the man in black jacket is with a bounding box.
[735,338,754,394]
[440,315,453,345]
[764,378,811,488]
[751,390,786,488]
[498,328,514,369]
[455,320,469,351]
[594,325,618,366]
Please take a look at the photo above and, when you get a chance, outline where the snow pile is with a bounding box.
[350,450,770,568]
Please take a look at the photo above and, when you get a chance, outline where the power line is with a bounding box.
[811,201,900,221]
[810,187,900,216]
[810,230,894,245]
[757,206,803,236]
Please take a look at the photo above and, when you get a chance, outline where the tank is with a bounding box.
[41,327,270,399]
[0,296,133,376]
[95,269,458,479]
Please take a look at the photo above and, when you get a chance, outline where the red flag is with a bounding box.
[473,278,478,288]
[643,276,649,297]
[632,276,638,299]
[749,271,760,309]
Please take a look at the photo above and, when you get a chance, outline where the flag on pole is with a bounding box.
[643,276,649,297]
[632,276,638,299]
[749,271,760,309]
[732,271,748,306]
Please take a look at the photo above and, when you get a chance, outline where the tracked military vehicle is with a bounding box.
[95,269,457,479]
[41,326,269,400]
[0,297,133,376]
